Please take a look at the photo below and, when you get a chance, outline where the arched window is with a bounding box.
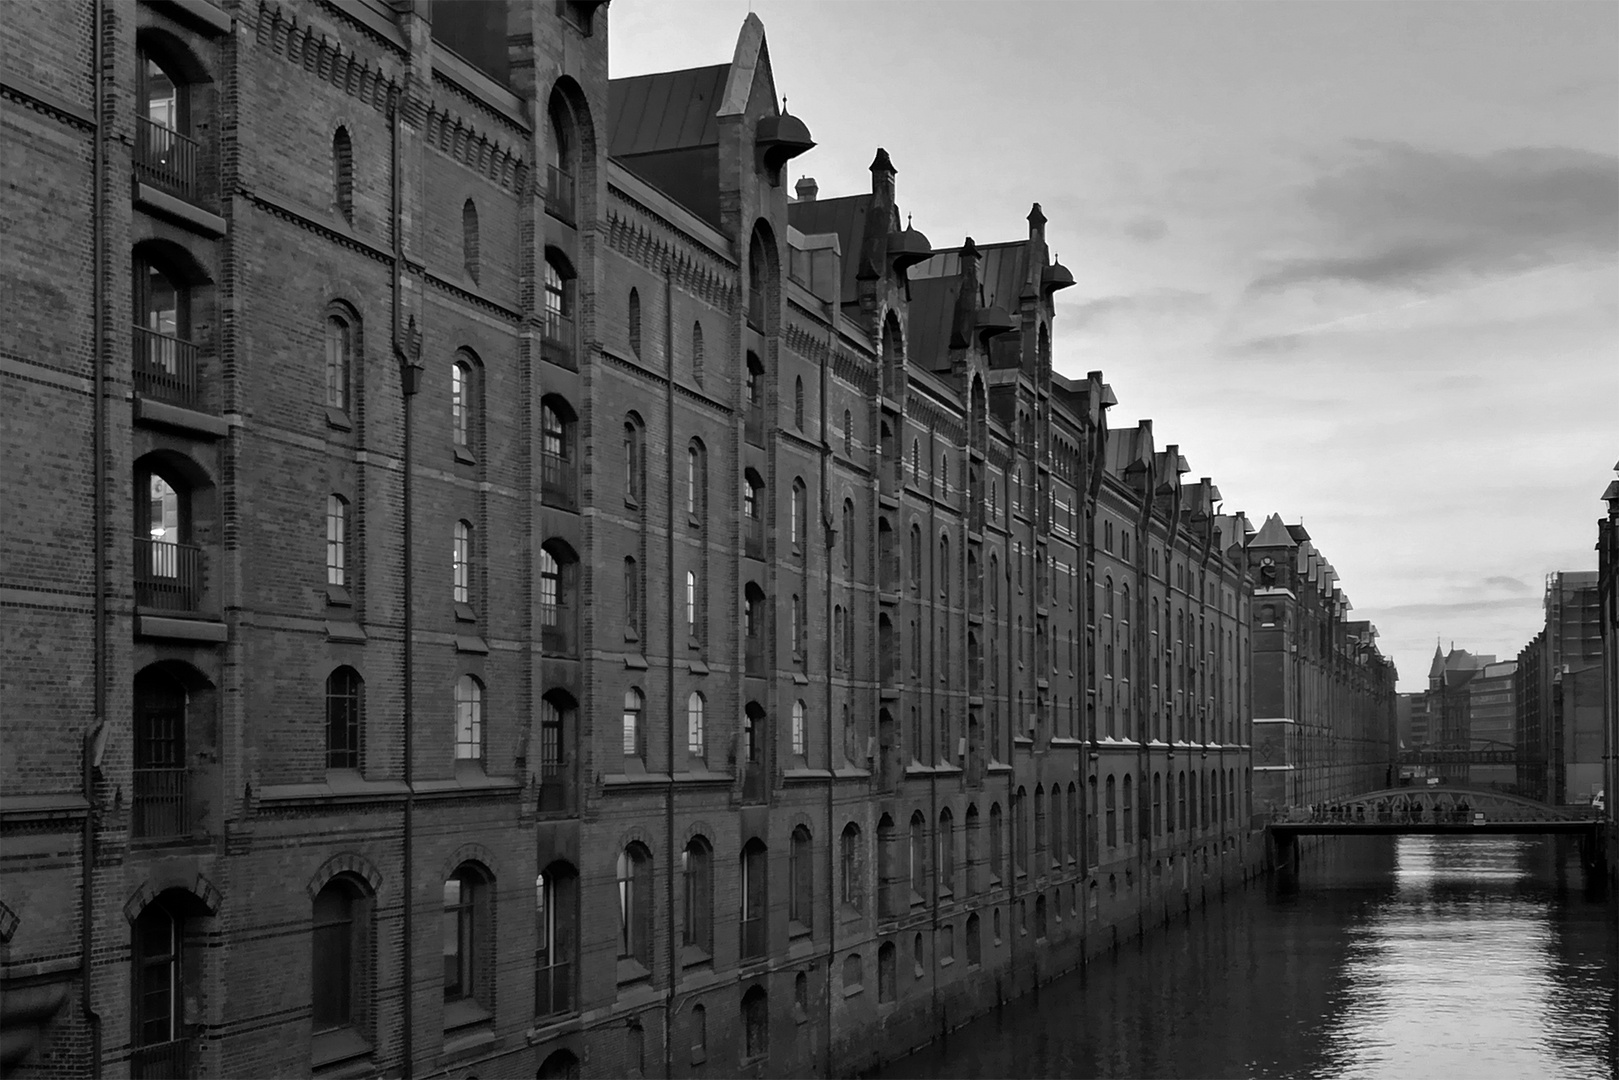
[839,823,862,911]
[325,667,362,771]
[1153,772,1164,836]
[462,199,480,282]
[937,808,954,896]
[451,357,476,452]
[686,441,706,520]
[842,499,856,569]
[131,894,183,1049]
[877,942,896,1003]
[622,416,644,505]
[909,811,927,899]
[681,838,713,954]
[326,494,348,587]
[135,46,193,196]
[133,249,194,405]
[540,395,577,508]
[742,985,769,1060]
[626,289,645,361]
[789,825,813,931]
[622,688,643,760]
[454,675,482,763]
[791,699,807,757]
[535,863,578,1017]
[1034,786,1047,861]
[686,571,698,638]
[790,479,806,550]
[691,321,704,385]
[793,376,805,430]
[1049,786,1063,866]
[312,875,370,1043]
[545,90,575,219]
[939,533,950,603]
[325,310,352,412]
[443,864,491,1012]
[988,802,1004,884]
[966,912,982,967]
[539,540,578,656]
[542,255,576,367]
[332,126,353,221]
[908,524,922,593]
[1105,775,1117,847]
[453,520,473,605]
[747,227,772,330]
[538,692,571,795]
[617,844,653,968]
[1035,893,1048,940]
[680,691,705,761]
[740,840,768,959]
[1123,774,1135,843]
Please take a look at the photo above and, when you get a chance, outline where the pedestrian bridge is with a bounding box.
[1268,786,1604,836]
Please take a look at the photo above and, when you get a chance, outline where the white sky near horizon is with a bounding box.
[607,0,1619,693]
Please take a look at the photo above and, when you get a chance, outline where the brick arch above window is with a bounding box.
[440,841,500,883]
[122,874,222,925]
[306,852,384,899]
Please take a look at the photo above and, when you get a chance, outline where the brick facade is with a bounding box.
[1,3,1394,1078]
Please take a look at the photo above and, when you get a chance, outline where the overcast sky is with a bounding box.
[609,0,1619,692]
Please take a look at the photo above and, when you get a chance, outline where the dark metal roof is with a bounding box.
[906,275,961,372]
[909,241,1030,312]
[787,194,871,305]
[608,64,730,158]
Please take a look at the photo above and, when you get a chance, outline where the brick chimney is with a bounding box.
[795,176,818,202]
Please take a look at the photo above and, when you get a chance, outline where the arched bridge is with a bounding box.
[1268,786,1604,837]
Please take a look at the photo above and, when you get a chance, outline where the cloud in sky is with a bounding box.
[608,0,1619,690]
[1248,142,1619,293]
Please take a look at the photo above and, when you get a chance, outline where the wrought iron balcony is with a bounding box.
[132,767,189,839]
[540,451,577,510]
[540,604,576,656]
[535,960,574,1018]
[740,915,767,960]
[135,117,200,201]
[132,326,201,408]
[131,1038,192,1080]
[134,538,204,612]
[744,517,765,559]
[545,165,575,223]
[541,311,576,371]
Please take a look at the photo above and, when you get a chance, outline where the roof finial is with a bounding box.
[782,95,788,112]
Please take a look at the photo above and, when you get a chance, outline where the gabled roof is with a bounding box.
[787,194,871,306]
[1249,513,1296,549]
[608,64,730,157]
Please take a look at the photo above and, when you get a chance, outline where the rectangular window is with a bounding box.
[326,495,347,587]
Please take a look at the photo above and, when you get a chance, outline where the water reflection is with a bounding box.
[875,836,1616,1080]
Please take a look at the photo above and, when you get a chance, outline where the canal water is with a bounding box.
[875,836,1618,1079]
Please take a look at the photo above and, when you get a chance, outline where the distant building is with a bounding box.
[1515,631,1549,800]
[1598,465,1618,879]
[1466,661,1517,788]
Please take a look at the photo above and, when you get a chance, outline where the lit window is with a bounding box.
[622,688,643,758]
[687,692,705,757]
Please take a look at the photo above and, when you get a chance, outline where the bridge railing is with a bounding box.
[1269,800,1602,827]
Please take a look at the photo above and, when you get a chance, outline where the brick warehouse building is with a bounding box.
[0,2,1397,1079]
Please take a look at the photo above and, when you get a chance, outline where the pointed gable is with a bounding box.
[1249,513,1297,550]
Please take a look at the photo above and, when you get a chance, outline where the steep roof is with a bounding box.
[1249,513,1296,549]
[909,241,1029,311]
[906,274,961,372]
[786,193,871,306]
[608,64,729,157]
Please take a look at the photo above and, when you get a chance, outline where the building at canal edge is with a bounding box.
[0,2,1402,1078]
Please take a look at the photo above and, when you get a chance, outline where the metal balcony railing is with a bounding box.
[740,916,766,960]
[545,165,575,223]
[540,452,577,509]
[134,538,203,612]
[535,959,573,1018]
[131,1038,192,1080]
[744,517,764,559]
[132,326,201,408]
[540,605,575,656]
[136,118,200,201]
[541,311,576,371]
[132,767,189,839]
